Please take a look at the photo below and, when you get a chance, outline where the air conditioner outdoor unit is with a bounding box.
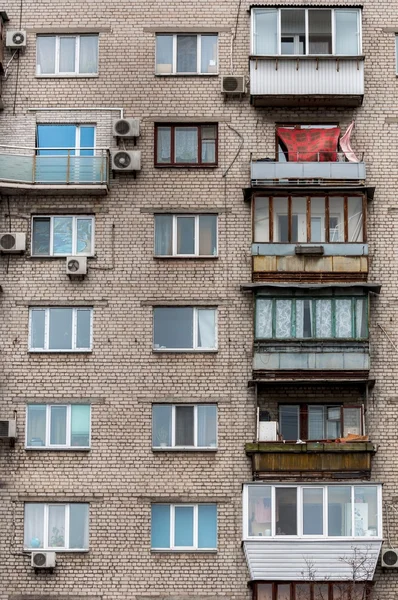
[112,118,140,138]
[111,150,141,172]
[31,551,56,569]
[258,421,279,442]
[382,548,398,568]
[66,256,87,277]
[0,232,26,253]
[0,419,16,439]
[221,75,246,94]
[6,29,26,48]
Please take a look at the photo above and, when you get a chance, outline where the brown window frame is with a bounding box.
[253,580,372,600]
[154,123,218,168]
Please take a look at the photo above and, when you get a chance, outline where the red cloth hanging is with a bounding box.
[277,127,340,162]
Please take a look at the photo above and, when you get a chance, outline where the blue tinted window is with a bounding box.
[79,127,95,156]
[198,504,217,548]
[151,505,170,548]
[37,125,76,156]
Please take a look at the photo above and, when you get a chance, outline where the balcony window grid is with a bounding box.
[36,35,99,75]
[154,214,218,257]
[29,307,93,352]
[155,34,218,74]
[254,581,371,600]
[26,404,91,449]
[31,215,95,257]
[24,503,89,550]
[152,404,217,448]
[278,404,364,441]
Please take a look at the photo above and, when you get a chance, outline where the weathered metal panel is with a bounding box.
[254,351,370,371]
[243,540,382,581]
[251,160,366,181]
[252,244,369,258]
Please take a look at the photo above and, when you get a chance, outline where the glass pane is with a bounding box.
[329,197,345,242]
[292,197,307,242]
[303,488,324,534]
[50,406,67,445]
[177,217,195,254]
[175,406,194,446]
[69,504,89,549]
[354,486,378,537]
[273,197,289,242]
[151,505,170,548]
[76,309,91,349]
[27,405,46,447]
[77,219,93,254]
[154,307,193,349]
[326,406,341,439]
[152,405,172,447]
[199,215,217,256]
[53,217,73,255]
[24,504,45,548]
[328,486,351,536]
[296,299,313,338]
[355,298,368,338]
[157,127,171,163]
[71,405,90,446]
[310,197,325,242]
[254,9,278,55]
[348,196,363,242]
[156,35,173,73]
[248,485,272,536]
[36,36,56,74]
[254,197,270,242]
[201,35,217,73]
[197,405,217,447]
[174,506,194,546]
[343,407,361,437]
[177,35,197,73]
[175,127,198,163]
[295,584,311,599]
[335,10,360,55]
[336,299,353,338]
[198,504,217,548]
[48,505,65,547]
[32,218,51,255]
[197,309,216,349]
[275,299,292,338]
[314,585,329,600]
[277,585,290,600]
[202,140,216,163]
[281,9,306,55]
[37,124,76,155]
[79,35,98,74]
[279,405,299,440]
[257,584,273,600]
[255,298,272,338]
[275,488,297,535]
[315,299,332,338]
[31,309,46,349]
[309,10,332,54]
[79,126,95,156]
[155,215,173,255]
[59,37,76,72]
[49,308,73,350]
[308,406,325,439]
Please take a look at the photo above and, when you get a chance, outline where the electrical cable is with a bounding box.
[222,122,244,178]
[230,0,242,74]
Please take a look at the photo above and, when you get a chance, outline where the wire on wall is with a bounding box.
[230,0,243,74]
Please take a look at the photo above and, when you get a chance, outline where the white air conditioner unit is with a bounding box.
[382,548,398,568]
[113,118,140,138]
[31,551,56,569]
[0,419,16,439]
[111,150,141,172]
[221,75,246,94]
[258,421,279,442]
[6,29,26,48]
[0,232,26,253]
[66,256,87,277]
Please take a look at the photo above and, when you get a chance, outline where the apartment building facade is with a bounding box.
[0,1,397,599]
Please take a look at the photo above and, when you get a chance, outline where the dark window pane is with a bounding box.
[177,35,197,72]
[156,35,173,73]
[32,218,51,255]
[76,309,91,349]
[31,309,46,349]
[49,308,73,350]
[175,406,194,445]
[177,217,195,254]
[281,9,306,54]
[155,215,173,255]
[154,307,193,349]
[275,487,297,535]
[309,9,332,54]
[279,405,299,440]
[50,406,67,445]
[152,405,172,446]
[27,405,46,447]
[303,488,323,534]
[199,215,217,255]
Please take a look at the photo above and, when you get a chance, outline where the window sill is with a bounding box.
[152,447,218,452]
[155,73,219,77]
[151,549,217,553]
[36,74,99,79]
[28,255,95,260]
[24,548,89,553]
[154,255,218,260]
[153,349,218,354]
[25,447,91,452]
[155,164,218,169]
[29,350,93,354]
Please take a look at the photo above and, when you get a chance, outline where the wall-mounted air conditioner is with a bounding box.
[66,256,87,277]
[112,118,140,138]
[0,419,16,438]
[382,548,398,568]
[221,75,246,94]
[31,551,56,569]
[6,30,26,48]
[111,150,141,172]
[0,232,26,253]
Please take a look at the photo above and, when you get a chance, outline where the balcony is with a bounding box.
[0,146,109,195]
[249,56,364,108]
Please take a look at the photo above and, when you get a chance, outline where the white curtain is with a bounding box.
[197,309,216,348]
[36,36,55,74]
[198,405,217,446]
[48,505,65,548]
[79,36,98,73]
[157,128,171,163]
[175,128,198,163]
[24,504,44,548]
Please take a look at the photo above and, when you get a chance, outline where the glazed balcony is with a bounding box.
[0,146,109,195]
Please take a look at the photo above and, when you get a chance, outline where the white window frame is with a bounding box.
[153,503,218,550]
[36,34,99,76]
[24,503,89,551]
[29,307,93,352]
[243,483,383,540]
[154,214,218,257]
[155,33,219,75]
[31,215,95,257]
[25,404,91,450]
[251,8,362,56]
[153,306,218,352]
[152,404,218,450]
[36,124,97,156]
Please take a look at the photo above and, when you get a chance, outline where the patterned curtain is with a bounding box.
[275,299,292,338]
[256,299,272,338]
[335,299,352,337]
[315,300,332,338]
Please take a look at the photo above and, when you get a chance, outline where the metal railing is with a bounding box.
[0,146,109,185]
[253,151,365,163]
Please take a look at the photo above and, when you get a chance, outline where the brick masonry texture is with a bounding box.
[0,0,397,599]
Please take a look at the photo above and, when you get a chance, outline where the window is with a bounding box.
[154,214,217,257]
[396,36,398,75]
[255,296,368,340]
[37,124,95,156]
[24,503,89,550]
[155,124,218,166]
[245,484,381,539]
[155,34,218,74]
[255,582,371,600]
[151,504,217,549]
[153,307,217,351]
[26,404,91,448]
[152,404,217,449]
[29,307,93,352]
[278,404,363,441]
[253,195,365,243]
[252,8,361,56]
[36,35,98,75]
[32,215,94,256]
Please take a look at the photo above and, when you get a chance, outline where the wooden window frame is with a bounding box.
[154,123,218,168]
[253,581,373,600]
[278,403,364,441]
